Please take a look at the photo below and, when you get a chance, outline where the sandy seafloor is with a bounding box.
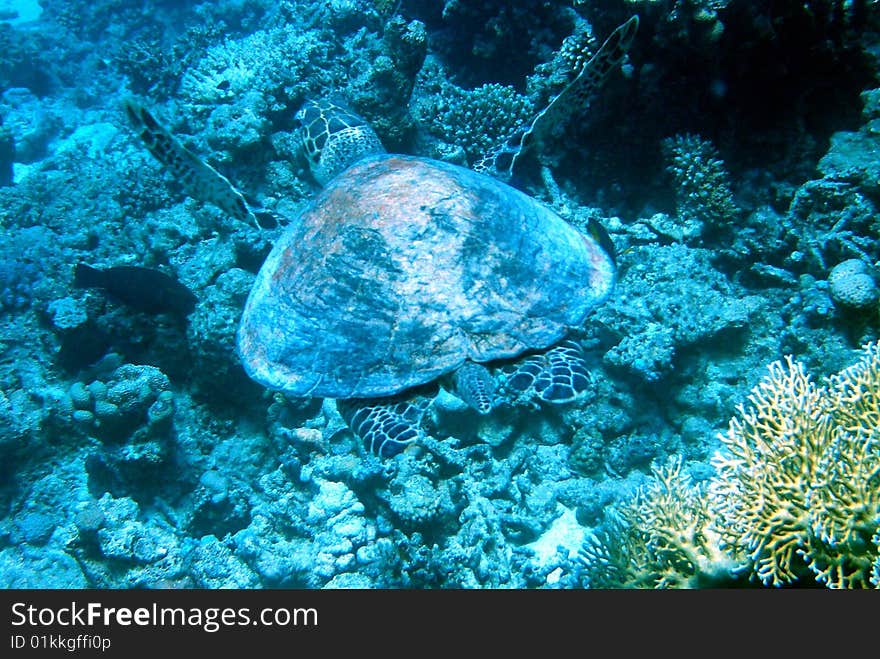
[0,0,879,589]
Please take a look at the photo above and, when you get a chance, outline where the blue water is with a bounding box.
[0,0,878,589]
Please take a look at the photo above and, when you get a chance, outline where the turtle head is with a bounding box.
[295,96,386,186]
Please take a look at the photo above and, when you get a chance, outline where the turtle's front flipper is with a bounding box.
[502,339,591,404]
[336,384,438,457]
[475,15,639,181]
[123,99,260,228]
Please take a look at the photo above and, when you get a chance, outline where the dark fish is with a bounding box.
[73,264,197,316]
[56,321,111,374]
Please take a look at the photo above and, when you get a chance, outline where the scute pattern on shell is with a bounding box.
[237,154,615,399]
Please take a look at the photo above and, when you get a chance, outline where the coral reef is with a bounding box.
[817,87,880,197]
[579,457,740,588]
[594,244,760,385]
[416,81,533,164]
[421,0,574,88]
[770,89,880,275]
[0,120,12,185]
[184,267,262,404]
[580,343,880,589]
[827,259,878,311]
[0,258,38,311]
[710,344,880,588]
[0,0,878,591]
[661,133,740,238]
[347,15,427,148]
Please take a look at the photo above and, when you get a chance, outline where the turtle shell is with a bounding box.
[237,154,614,399]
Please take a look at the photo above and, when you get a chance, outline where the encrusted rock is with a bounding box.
[48,296,88,331]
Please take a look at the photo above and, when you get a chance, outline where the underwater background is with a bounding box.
[0,0,878,589]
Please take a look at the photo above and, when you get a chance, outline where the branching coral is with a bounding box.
[526,14,596,103]
[579,457,739,588]
[581,344,880,589]
[709,344,880,588]
[788,179,878,272]
[418,82,534,164]
[661,133,739,232]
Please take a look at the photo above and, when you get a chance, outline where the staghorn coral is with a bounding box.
[579,457,739,589]
[787,179,878,272]
[709,344,880,588]
[782,92,880,274]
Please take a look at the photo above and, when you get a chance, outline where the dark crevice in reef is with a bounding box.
[551,0,877,219]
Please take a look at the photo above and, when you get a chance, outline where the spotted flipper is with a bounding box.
[336,384,437,457]
[451,361,497,414]
[123,99,262,228]
[502,340,591,404]
[474,15,639,181]
[295,96,386,186]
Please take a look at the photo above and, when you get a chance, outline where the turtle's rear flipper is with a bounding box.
[123,99,259,228]
[503,340,591,404]
[337,384,438,457]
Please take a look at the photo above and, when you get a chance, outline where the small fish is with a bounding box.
[73,263,197,317]
[587,217,616,265]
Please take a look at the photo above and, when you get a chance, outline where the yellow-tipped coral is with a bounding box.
[709,343,880,588]
[581,344,880,588]
[579,457,740,588]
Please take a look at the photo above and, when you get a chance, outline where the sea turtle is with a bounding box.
[123,15,638,457]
